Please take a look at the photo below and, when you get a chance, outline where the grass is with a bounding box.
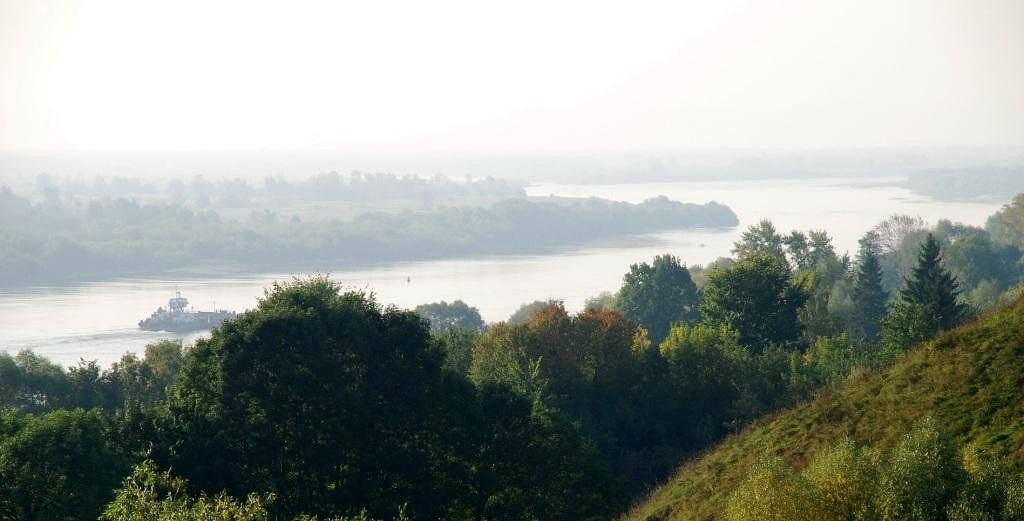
[624,296,1024,521]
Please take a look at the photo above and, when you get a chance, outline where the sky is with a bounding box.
[1,0,1022,152]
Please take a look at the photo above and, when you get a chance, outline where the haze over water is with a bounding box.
[0,176,1004,367]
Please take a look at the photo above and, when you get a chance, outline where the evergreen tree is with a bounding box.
[900,233,969,329]
[849,238,887,344]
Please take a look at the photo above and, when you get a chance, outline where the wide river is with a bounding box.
[0,176,1007,367]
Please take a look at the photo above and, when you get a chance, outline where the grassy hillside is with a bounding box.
[626,296,1024,521]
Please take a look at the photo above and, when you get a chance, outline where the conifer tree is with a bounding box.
[899,233,968,329]
[849,238,887,343]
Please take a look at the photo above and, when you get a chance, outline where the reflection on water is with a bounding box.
[0,177,1006,367]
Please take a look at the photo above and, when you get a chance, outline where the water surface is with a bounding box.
[0,177,1005,366]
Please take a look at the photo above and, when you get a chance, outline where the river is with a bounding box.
[0,176,1006,367]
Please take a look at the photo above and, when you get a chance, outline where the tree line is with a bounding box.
[0,185,737,286]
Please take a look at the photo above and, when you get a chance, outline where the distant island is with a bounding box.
[0,186,737,286]
[906,167,1024,201]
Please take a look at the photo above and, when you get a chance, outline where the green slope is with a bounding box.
[626,297,1024,521]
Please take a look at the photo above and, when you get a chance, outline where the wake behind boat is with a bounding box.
[139,292,236,333]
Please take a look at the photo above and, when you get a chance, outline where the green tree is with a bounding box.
[103,340,186,408]
[432,327,481,376]
[101,460,272,521]
[941,231,1021,293]
[880,301,942,355]
[724,458,822,521]
[802,438,880,521]
[155,276,459,520]
[658,324,745,445]
[783,230,812,269]
[507,299,560,325]
[583,291,618,312]
[469,304,685,493]
[789,334,859,398]
[986,193,1024,249]
[466,387,626,521]
[616,254,700,343]
[414,300,486,332]
[471,304,641,424]
[0,409,130,521]
[900,233,969,330]
[733,219,786,260]
[0,350,70,413]
[784,229,837,271]
[700,254,808,350]
[850,235,888,344]
[876,417,966,521]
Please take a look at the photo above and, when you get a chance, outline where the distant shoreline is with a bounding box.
[0,196,737,288]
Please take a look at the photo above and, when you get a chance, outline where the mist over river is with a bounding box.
[0,176,1006,367]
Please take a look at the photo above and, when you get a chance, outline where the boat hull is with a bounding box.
[138,312,236,333]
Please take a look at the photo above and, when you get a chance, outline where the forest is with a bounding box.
[0,180,736,285]
[2,192,1023,520]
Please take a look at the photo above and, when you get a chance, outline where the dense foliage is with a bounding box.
[2,195,1023,520]
[0,186,737,285]
[413,300,486,333]
[0,409,130,520]
[615,254,699,343]
[700,254,807,349]
[626,285,1024,521]
[726,418,1024,521]
[141,278,624,520]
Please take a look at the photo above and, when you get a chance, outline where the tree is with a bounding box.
[507,299,560,325]
[700,254,808,350]
[103,340,186,407]
[801,438,879,521]
[616,254,700,343]
[471,303,641,419]
[584,291,617,312]
[806,230,838,269]
[466,387,626,521]
[941,231,1021,292]
[414,300,486,333]
[876,417,966,521]
[658,324,745,446]
[783,230,811,269]
[0,350,71,413]
[869,214,929,292]
[724,458,822,521]
[849,236,888,344]
[899,233,969,330]
[0,409,130,521]
[986,193,1024,249]
[469,304,683,494]
[733,219,786,260]
[432,327,480,376]
[155,276,460,519]
[789,334,859,398]
[880,301,941,355]
[101,461,272,521]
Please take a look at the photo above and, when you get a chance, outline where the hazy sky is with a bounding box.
[1,0,1022,151]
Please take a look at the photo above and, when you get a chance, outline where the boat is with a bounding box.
[139,292,236,333]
